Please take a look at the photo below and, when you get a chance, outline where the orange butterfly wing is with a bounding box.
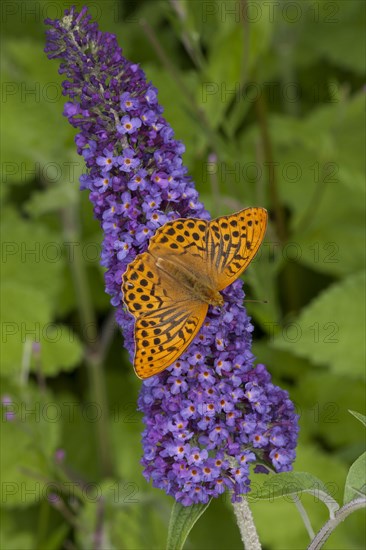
[206,207,268,290]
[122,252,208,379]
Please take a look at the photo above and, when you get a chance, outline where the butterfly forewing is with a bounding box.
[207,207,267,290]
[149,218,209,263]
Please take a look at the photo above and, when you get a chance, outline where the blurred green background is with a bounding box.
[1,0,365,548]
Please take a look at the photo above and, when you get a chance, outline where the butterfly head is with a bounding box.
[203,287,224,308]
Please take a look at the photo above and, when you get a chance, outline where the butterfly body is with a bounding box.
[122,207,267,379]
[155,256,224,307]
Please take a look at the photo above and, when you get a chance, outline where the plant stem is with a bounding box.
[169,0,205,70]
[239,0,250,90]
[232,497,261,550]
[254,92,302,314]
[36,498,50,548]
[207,152,220,214]
[20,339,32,386]
[308,497,366,550]
[224,0,250,137]
[86,350,115,478]
[291,495,315,540]
[61,203,114,478]
[254,93,287,243]
[140,19,225,157]
[295,162,330,236]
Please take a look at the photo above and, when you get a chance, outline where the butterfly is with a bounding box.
[122,207,268,379]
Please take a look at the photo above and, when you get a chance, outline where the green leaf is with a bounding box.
[251,471,339,517]
[250,444,359,549]
[39,523,69,550]
[1,209,64,302]
[0,509,34,550]
[344,452,366,505]
[57,392,99,480]
[1,207,84,377]
[293,198,365,277]
[330,93,366,194]
[348,410,366,428]
[1,38,73,181]
[200,26,243,128]
[269,94,365,195]
[291,372,366,449]
[25,181,78,217]
[34,324,83,376]
[75,480,167,550]
[0,282,52,377]
[163,0,205,71]
[272,271,366,377]
[297,1,365,74]
[144,65,206,167]
[166,500,212,550]
[0,382,61,508]
[0,284,83,378]
[244,239,281,329]
[240,96,365,277]
[278,97,365,275]
[201,9,272,129]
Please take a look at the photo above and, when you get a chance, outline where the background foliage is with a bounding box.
[1,0,365,548]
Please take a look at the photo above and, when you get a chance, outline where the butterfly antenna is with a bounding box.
[244,299,268,304]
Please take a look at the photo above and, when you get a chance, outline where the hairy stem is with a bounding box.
[232,497,262,550]
[308,497,366,550]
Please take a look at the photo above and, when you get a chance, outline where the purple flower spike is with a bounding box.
[45,7,299,506]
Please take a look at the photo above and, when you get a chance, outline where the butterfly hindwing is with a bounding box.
[122,254,164,316]
[134,301,208,378]
[122,249,208,379]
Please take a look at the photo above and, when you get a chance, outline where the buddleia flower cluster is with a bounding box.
[45,6,299,506]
